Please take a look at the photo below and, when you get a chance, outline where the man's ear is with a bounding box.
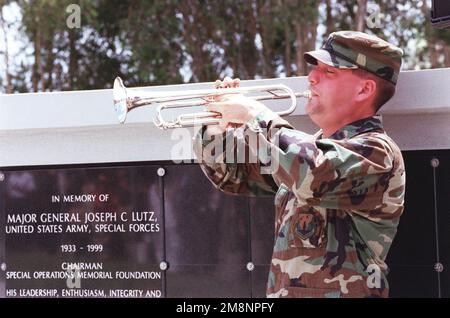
[355,79,377,102]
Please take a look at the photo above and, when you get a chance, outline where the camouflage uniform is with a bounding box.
[193,31,406,298]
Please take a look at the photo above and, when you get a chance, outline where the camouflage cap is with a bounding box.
[304,31,403,85]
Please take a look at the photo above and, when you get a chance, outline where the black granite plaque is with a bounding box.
[249,197,275,266]
[386,151,440,297]
[166,265,251,298]
[1,167,163,298]
[388,265,439,298]
[386,152,438,267]
[249,197,275,297]
[251,265,270,298]
[0,171,5,297]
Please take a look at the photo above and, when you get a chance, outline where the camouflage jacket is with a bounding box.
[193,111,405,298]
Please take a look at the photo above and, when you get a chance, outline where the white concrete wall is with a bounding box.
[1,68,450,167]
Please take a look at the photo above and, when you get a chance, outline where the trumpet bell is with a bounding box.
[113,77,128,124]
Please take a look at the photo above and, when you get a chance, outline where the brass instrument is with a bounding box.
[113,77,311,129]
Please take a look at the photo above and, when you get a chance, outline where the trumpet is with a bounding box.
[113,77,311,129]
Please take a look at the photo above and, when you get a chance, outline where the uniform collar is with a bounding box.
[315,115,384,141]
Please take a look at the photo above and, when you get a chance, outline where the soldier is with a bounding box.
[193,31,406,298]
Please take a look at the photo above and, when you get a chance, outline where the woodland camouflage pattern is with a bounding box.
[304,31,403,84]
[193,112,405,298]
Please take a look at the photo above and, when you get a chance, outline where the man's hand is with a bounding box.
[207,77,268,132]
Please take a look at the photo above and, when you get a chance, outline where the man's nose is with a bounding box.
[308,68,319,85]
